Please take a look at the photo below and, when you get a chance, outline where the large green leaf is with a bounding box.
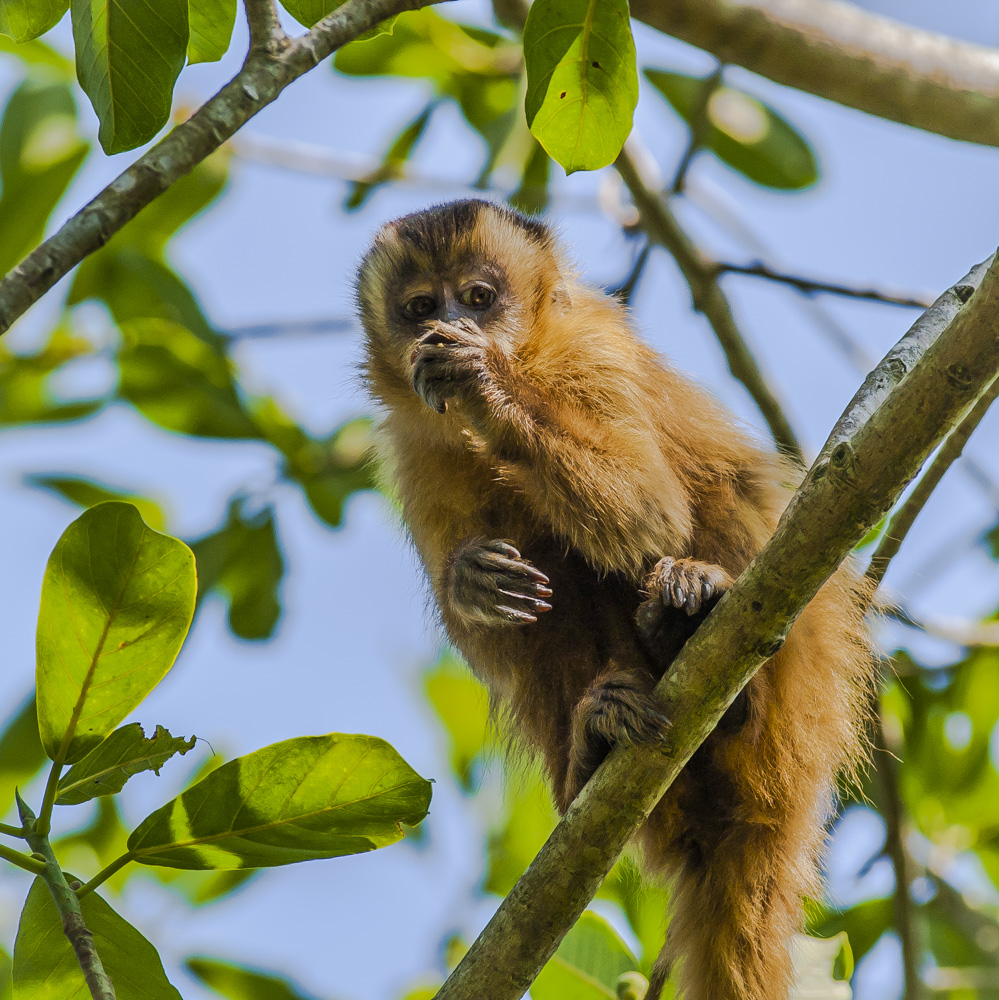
[71,0,189,153]
[523,0,637,173]
[126,733,432,869]
[25,474,166,530]
[188,0,236,63]
[0,696,45,818]
[187,957,323,1000]
[191,499,284,640]
[0,74,89,277]
[0,0,67,41]
[57,723,195,804]
[644,68,818,191]
[532,910,638,1000]
[117,318,260,439]
[13,877,181,1000]
[35,502,196,764]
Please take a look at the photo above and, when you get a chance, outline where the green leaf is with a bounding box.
[0,0,67,42]
[56,723,196,804]
[127,733,432,869]
[0,74,89,277]
[13,877,182,1000]
[532,911,638,1000]
[72,0,189,154]
[808,898,891,965]
[188,0,236,63]
[424,651,491,792]
[523,0,637,174]
[509,138,551,215]
[191,499,284,640]
[280,0,336,27]
[644,69,818,191]
[0,696,45,819]
[789,934,853,999]
[35,502,196,764]
[345,102,435,211]
[118,318,261,439]
[599,856,669,972]
[25,474,166,531]
[187,957,323,1000]
[0,943,10,1000]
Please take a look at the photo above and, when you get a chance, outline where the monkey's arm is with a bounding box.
[412,320,692,575]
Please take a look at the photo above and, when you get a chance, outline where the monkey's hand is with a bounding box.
[448,539,552,626]
[410,319,492,415]
[565,670,670,803]
[637,556,732,626]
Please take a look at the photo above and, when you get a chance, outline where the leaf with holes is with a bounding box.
[523,0,637,173]
[644,68,818,190]
[126,733,431,869]
[0,0,67,42]
[56,723,196,804]
[35,502,196,764]
[13,877,181,1000]
[71,0,188,153]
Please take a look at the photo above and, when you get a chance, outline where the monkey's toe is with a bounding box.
[642,557,732,618]
[450,539,552,626]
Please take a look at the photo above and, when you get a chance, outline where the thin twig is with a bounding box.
[434,256,999,1000]
[628,0,999,148]
[886,604,999,648]
[610,240,652,306]
[615,143,804,462]
[670,67,723,194]
[718,261,935,309]
[0,0,444,335]
[867,375,999,590]
[18,795,116,1000]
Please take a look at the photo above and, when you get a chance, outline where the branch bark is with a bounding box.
[630,0,999,148]
[434,252,999,1000]
[0,0,443,336]
[615,144,804,462]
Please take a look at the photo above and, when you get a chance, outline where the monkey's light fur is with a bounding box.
[358,199,875,1000]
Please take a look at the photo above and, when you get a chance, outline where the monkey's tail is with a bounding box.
[645,815,817,1000]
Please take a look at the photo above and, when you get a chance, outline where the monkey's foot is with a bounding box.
[449,539,552,626]
[637,556,733,625]
[410,319,490,415]
[565,672,670,802]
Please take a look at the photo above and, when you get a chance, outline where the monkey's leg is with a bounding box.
[564,667,670,804]
[447,538,552,626]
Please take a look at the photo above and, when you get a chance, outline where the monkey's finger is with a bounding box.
[485,540,523,560]
[495,605,538,624]
[684,588,701,615]
[474,552,550,584]
[701,580,715,602]
[498,589,552,613]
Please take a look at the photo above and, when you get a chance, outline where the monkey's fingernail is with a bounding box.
[534,600,552,613]
[534,585,553,598]
[702,582,714,600]
[435,400,448,414]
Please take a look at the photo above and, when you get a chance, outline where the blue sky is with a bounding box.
[2,2,999,998]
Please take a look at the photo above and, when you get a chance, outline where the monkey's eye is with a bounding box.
[459,283,497,310]
[403,295,437,320]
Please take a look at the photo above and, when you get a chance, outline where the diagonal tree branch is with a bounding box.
[630,0,999,149]
[0,0,444,337]
[615,144,804,462]
[434,253,999,1000]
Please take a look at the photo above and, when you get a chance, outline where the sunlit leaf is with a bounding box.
[72,0,189,153]
[127,733,432,869]
[187,956,324,1000]
[118,318,260,439]
[188,0,237,63]
[191,499,284,640]
[424,651,491,791]
[523,0,637,174]
[56,723,195,804]
[25,474,166,531]
[789,934,852,999]
[0,696,45,819]
[0,74,89,277]
[644,69,818,191]
[0,0,67,42]
[13,877,181,999]
[532,910,638,1000]
[0,943,10,1000]
[35,502,196,764]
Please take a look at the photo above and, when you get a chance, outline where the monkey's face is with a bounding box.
[357,199,562,400]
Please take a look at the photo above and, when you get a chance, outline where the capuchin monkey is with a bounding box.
[356,199,875,1000]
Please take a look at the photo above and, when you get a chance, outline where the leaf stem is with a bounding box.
[0,840,46,875]
[76,853,135,900]
[0,820,27,838]
[35,760,64,837]
[18,794,117,1000]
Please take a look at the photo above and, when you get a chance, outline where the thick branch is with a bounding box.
[630,0,999,148]
[615,145,804,461]
[0,0,442,336]
[435,254,999,1000]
